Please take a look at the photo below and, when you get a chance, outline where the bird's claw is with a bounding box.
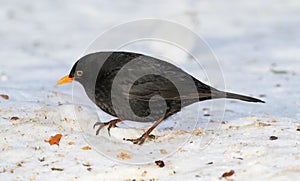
[93,122,107,135]
[125,134,155,145]
[93,119,122,136]
[125,137,145,145]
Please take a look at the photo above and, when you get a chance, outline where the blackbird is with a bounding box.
[57,51,264,145]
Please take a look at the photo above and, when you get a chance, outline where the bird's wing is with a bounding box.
[101,52,213,101]
[126,74,211,101]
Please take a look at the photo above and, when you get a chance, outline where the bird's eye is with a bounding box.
[76,70,83,77]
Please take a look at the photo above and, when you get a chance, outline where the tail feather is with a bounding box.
[212,91,265,103]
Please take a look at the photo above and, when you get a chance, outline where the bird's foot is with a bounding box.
[125,117,164,145]
[93,118,122,136]
[125,137,146,145]
[125,133,155,145]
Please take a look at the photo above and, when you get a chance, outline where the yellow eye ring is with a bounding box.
[76,70,83,77]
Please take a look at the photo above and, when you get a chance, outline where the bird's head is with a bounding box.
[57,61,77,85]
[57,53,108,87]
[56,60,84,85]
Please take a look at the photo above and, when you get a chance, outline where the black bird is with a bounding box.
[57,51,264,145]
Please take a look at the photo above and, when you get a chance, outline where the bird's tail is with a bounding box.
[212,90,265,103]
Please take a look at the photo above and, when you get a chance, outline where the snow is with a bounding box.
[1,0,299,180]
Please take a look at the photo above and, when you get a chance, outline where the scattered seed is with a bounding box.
[233,157,243,160]
[269,136,278,140]
[270,68,288,74]
[225,109,234,113]
[81,146,91,150]
[67,142,75,145]
[178,147,185,152]
[275,83,281,87]
[141,170,147,177]
[221,170,235,177]
[192,129,203,136]
[271,119,277,123]
[17,162,22,167]
[56,154,64,157]
[51,167,63,171]
[258,122,271,127]
[10,116,19,120]
[38,157,45,162]
[82,162,91,167]
[160,149,167,154]
[155,160,165,168]
[173,130,188,135]
[117,151,131,160]
[148,134,155,140]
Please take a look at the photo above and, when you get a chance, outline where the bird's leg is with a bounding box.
[93,118,122,136]
[126,117,164,145]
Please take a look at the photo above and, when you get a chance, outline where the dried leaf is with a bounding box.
[0,94,9,100]
[44,134,62,146]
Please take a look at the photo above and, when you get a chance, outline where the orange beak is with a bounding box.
[56,75,74,85]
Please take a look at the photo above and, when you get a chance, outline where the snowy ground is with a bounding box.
[0,0,299,180]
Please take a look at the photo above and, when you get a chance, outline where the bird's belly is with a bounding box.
[94,75,199,122]
[96,97,198,123]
